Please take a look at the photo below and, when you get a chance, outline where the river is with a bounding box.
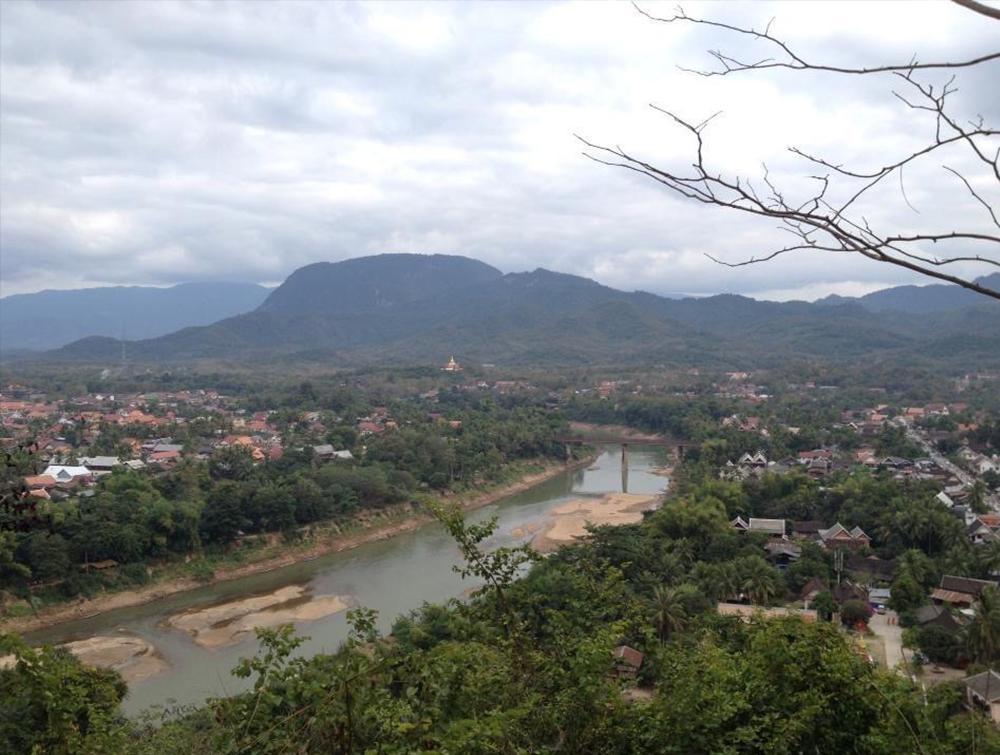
[24,445,668,716]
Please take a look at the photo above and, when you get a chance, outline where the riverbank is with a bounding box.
[1,456,594,636]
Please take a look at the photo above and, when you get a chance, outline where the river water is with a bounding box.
[25,445,667,715]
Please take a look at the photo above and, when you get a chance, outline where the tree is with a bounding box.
[200,481,248,546]
[739,556,780,606]
[0,530,30,586]
[0,634,129,754]
[889,568,927,614]
[840,599,872,628]
[583,2,999,299]
[811,590,836,622]
[965,584,1000,665]
[20,532,70,583]
[915,624,962,665]
[650,584,689,641]
[208,444,255,482]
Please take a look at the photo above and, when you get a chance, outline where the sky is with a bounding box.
[1,0,998,301]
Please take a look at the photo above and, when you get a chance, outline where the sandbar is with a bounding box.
[531,492,660,552]
[166,584,349,649]
[1,633,167,684]
[63,634,168,683]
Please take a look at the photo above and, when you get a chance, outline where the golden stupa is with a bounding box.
[442,356,462,372]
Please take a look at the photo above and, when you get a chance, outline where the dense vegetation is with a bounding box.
[3,458,999,753]
[4,364,1000,752]
[0,401,566,603]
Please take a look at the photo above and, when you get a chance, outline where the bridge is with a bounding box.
[555,435,687,466]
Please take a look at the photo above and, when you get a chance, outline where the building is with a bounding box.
[78,456,121,474]
[442,356,462,372]
[931,575,999,607]
[612,645,644,681]
[964,670,1000,724]
[912,604,963,635]
[312,444,353,462]
[41,465,92,484]
[748,518,787,539]
[868,587,892,609]
[817,523,871,550]
[731,517,787,539]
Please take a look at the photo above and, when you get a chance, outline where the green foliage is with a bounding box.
[811,590,836,621]
[889,568,927,614]
[0,633,129,754]
[840,599,873,627]
[965,584,1000,665]
[915,625,962,665]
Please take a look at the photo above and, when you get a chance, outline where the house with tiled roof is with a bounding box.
[913,604,963,635]
[964,670,1000,724]
[931,575,999,606]
[747,517,787,539]
[817,523,871,550]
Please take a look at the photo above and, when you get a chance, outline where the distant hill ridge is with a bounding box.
[21,255,1000,368]
[816,272,1000,313]
[0,281,270,352]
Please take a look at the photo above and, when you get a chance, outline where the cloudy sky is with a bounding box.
[2,0,998,300]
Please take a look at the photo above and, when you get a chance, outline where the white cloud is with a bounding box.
[0,0,996,298]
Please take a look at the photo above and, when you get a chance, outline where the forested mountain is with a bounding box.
[33,255,1000,369]
[818,273,1000,314]
[258,254,502,314]
[0,282,270,352]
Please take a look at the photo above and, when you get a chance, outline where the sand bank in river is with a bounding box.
[3,459,592,637]
[165,584,349,649]
[62,634,168,683]
[531,492,661,553]
[1,634,168,684]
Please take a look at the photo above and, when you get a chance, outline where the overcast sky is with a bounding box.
[2,0,998,300]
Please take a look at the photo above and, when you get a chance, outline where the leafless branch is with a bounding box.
[952,0,1000,21]
[631,2,1000,76]
[585,4,1000,301]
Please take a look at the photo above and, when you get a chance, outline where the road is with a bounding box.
[869,610,905,670]
[904,424,1000,511]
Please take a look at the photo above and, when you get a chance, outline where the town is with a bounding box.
[3,0,1000,750]
[3,361,1000,737]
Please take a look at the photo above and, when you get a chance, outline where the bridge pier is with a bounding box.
[621,443,629,493]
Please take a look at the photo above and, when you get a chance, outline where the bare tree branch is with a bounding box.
[585,4,1000,301]
[952,0,1000,22]
[631,2,1000,76]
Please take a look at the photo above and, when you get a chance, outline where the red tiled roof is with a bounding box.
[930,588,974,605]
[23,474,56,488]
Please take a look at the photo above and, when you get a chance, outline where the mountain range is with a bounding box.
[5,256,999,369]
[0,282,270,352]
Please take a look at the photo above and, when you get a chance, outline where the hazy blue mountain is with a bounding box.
[34,255,1000,369]
[0,282,270,351]
[817,273,1000,313]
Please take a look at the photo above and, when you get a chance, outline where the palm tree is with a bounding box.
[718,562,741,602]
[966,584,1000,666]
[966,585,1000,715]
[689,562,717,599]
[976,540,1000,579]
[651,585,689,641]
[741,557,779,606]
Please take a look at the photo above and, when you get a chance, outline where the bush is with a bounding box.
[121,563,151,586]
[916,625,961,665]
[840,599,872,628]
[189,560,215,583]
